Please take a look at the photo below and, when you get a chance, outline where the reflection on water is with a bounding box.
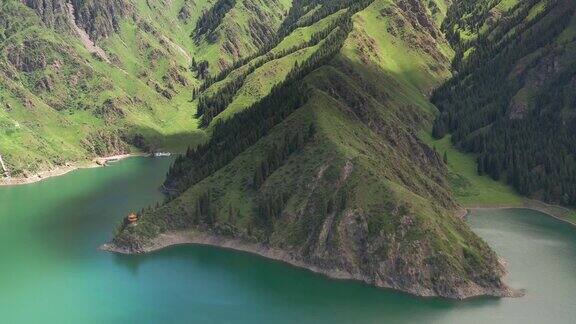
[0,158,575,323]
[113,254,142,276]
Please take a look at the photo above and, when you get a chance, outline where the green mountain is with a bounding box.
[3,0,573,299]
[432,0,576,206]
[1,0,289,172]
[108,0,511,299]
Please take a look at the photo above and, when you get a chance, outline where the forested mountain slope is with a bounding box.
[108,0,512,299]
[7,0,569,300]
[0,0,289,174]
[432,0,576,206]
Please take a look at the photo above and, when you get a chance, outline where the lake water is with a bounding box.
[0,157,575,323]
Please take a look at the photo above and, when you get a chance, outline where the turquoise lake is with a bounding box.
[0,157,575,323]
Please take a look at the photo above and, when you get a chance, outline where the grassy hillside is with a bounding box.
[112,0,511,299]
[0,0,295,175]
[422,133,523,206]
[7,0,564,299]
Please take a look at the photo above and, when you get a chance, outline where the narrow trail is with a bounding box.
[66,3,110,63]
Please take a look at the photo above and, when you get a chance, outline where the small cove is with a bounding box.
[0,157,574,323]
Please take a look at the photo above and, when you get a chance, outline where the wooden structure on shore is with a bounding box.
[127,212,139,224]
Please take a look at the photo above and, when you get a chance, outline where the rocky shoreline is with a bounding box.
[0,154,143,186]
[101,229,520,300]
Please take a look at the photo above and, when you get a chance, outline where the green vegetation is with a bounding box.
[0,0,293,174]
[421,133,522,206]
[433,0,576,206]
[113,0,510,298]
[7,0,576,298]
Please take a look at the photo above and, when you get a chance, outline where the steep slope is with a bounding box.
[0,0,291,177]
[107,0,512,299]
[0,0,192,174]
[192,0,292,71]
[432,0,576,206]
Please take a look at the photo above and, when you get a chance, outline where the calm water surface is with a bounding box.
[0,158,575,323]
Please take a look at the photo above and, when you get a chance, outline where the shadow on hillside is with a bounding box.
[128,125,209,153]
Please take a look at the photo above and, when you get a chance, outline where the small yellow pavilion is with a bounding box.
[127,212,139,224]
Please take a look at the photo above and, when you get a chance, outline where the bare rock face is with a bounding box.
[243,0,279,47]
[70,0,131,40]
[397,0,439,38]
[178,4,191,22]
[81,130,129,157]
[22,0,71,29]
[93,98,127,125]
[508,44,569,120]
[303,208,509,299]
[110,150,510,299]
[519,53,562,89]
[382,0,451,74]
[23,0,130,40]
[7,39,50,72]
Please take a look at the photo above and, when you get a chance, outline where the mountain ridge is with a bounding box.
[3,0,573,299]
[105,0,513,299]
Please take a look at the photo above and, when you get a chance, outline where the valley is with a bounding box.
[1,158,576,323]
[1,0,575,305]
